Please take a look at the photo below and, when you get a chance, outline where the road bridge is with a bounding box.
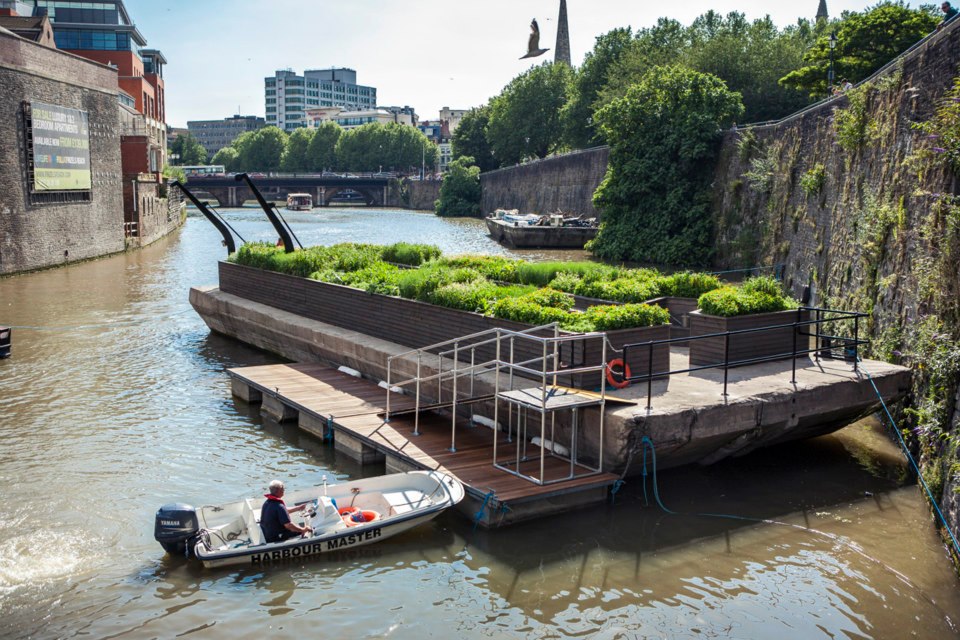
[187,175,394,208]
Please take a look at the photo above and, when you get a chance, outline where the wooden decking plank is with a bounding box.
[228,362,619,506]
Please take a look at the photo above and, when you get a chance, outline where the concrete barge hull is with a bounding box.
[190,285,912,474]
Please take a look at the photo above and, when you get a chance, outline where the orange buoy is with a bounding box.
[606,358,631,389]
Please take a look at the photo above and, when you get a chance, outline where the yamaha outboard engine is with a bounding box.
[154,503,200,556]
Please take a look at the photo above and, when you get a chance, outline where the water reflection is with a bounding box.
[0,213,957,639]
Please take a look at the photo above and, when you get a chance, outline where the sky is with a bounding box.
[122,0,885,128]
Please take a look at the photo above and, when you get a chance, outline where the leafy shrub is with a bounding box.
[697,277,799,317]
[547,272,583,293]
[799,164,826,197]
[658,271,722,298]
[326,243,383,272]
[381,242,442,266]
[574,277,661,303]
[431,280,501,312]
[437,255,522,282]
[741,275,785,297]
[487,295,571,327]
[582,304,671,331]
[522,288,575,311]
[335,263,402,295]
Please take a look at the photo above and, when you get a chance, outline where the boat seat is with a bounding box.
[243,499,264,546]
[381,490,425,515]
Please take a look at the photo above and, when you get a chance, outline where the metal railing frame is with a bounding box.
[621,306,869,410]
[385,324,613,485]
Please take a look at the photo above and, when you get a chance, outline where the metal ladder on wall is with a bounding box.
[384,324,614,486]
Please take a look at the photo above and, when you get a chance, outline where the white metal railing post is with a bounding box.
[385,357,392,421]
[414,352,422,436]
[450,341,459,452]
[493,330,501,464]
[540,338,548,484]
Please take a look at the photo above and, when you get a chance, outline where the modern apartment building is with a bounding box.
[304,106,415,130]
[266,67,376,131]
[187,115,265,155]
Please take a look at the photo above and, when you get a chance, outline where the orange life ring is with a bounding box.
[338,506,360,517]
[343,509,381,527]
[606,358,631,389]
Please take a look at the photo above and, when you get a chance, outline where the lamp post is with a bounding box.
[421,141,425,180]
[828,32,837,91]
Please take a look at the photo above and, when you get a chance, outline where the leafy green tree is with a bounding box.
[307,121,342,171]
[451,106,496,171]
[603,13,812,124]
[600,18,689,106]
[210,146,239,172]
[335,123,436,173]
[237,126,287,171]
[780,2,939,97]
[487,62,571,165]
[685,12,812,122]
[435,156,481,217]
[169,132,208,165]
[590,66,743,266]
[562,27,634,148]
[281,127,315,172]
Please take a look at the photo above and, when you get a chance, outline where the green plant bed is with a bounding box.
[231,243,690,333]
[217,262,672,384]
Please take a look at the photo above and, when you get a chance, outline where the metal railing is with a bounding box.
[619,306,869,409]
[385,323,615,485]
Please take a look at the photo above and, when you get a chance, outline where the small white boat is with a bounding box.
[286,192,313,211]
[154,470,465,568]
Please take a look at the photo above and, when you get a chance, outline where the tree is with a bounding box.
[237,126,287,171]
[487,62,571,166]
[602,13,812,124]
[211,146,239,172]
[590,65,743,266]
[169,132,208,165]
[307,121,342,171]
[281,127,315,172]
[335,123,436,173]
[451,106,496,171]
[435,156,481,217]
[561,27,633,148]
[780,2,939,97]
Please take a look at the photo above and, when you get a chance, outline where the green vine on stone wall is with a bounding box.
[914,75,960,175]
[834,84,877,152]
[800,163,826,198]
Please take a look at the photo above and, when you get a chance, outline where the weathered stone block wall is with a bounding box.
[711,24,960,565]
[402,179,441,211]
[0,31,124,274]
[480,147,609,218]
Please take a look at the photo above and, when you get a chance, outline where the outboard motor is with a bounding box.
[154,503,200,556]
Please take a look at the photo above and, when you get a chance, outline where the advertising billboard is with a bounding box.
[30,102,91,191]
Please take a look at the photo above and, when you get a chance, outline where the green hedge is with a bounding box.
[697,276,799,317]
[230,242,705,331]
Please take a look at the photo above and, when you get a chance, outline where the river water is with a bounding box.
[0,207,957,639]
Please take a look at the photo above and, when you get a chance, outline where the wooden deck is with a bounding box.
[227,363,619,525]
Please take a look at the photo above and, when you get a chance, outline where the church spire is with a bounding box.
[555,0,571,66]
[816,0,829,22]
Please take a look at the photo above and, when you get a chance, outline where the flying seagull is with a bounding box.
[520,18,550,59]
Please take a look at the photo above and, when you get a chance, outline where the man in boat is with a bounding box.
[260,479,311,543]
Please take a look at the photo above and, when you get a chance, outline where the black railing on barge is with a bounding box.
[619,307,871,410]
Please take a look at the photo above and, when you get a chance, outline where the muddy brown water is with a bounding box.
[0,208,957,638]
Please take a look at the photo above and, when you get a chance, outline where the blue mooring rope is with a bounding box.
[858,359,960,558]
[473,490,496,531]
[635,372,960,558]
